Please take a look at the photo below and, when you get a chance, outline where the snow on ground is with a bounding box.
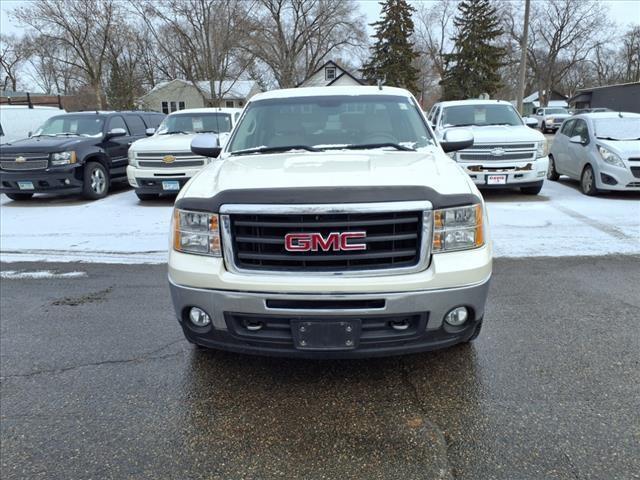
[1,180,638,264]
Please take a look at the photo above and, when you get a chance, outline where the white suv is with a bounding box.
[127,108,242,200]
[168,86,492,358]
[428,100,549,195]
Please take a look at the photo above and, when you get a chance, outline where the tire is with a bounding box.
[5,192,34,201]
[465,321,483,342]
[520,182,543,195]
[82,161,109,200]
[547,155,560,181]
[136,192,159,201]
[540,124,546,133]
[580,165,599,196]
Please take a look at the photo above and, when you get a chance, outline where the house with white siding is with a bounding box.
[298,61,367,88]
[137,79,262,113]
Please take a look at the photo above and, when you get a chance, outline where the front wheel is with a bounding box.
[580,165,599,196]
[82,161,109,200]
[547,155,560,181]
[521,182,543,195]
[5,192,34,201]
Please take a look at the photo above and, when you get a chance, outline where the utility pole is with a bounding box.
[516,0,531,114]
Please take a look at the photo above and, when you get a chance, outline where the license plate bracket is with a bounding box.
[291,319,361,351]
[162,180,180,191]
[487,174,507,185]
[17,181,34,190]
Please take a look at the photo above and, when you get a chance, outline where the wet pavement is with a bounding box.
[1,257,639,480]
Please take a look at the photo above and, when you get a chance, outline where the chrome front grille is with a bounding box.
[220,202,433,276]
[457,143,537,162]
[0,154,49,171]
[135,151,205,168]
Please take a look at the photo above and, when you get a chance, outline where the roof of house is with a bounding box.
[297,60,366,87]
[574,81,640,93]
[140,79,258,99]
[522,90,568,103]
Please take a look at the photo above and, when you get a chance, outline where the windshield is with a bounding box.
[441,104,523,127]
[156,112,232,135]
[227,94,434,153]
[545,108,568,115]
[594,117,640,140]
[33,115,104,137]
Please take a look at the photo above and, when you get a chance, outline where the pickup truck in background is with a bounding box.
[127,107,242,200]
[428,99,549,195]
[530,107,571,133]
[168,86,492,358]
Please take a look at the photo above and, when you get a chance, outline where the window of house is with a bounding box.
[325,67,336,80]
[161,102,169,114]
[226,100,235,108]
[170,101,177,112]
[178,101,185,110]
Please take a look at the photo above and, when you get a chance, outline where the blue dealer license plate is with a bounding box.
[17,181,34,190]
[162,181,180,191]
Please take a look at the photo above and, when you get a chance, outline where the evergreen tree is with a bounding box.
[362,0,419,93]
[440,0,505,100]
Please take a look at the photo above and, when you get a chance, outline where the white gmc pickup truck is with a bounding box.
[168,87,492,358]
[428,100,549,195]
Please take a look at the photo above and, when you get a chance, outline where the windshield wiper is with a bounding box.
[483,123,513,126]
[230,145,320,156]
[196,130,219,134]
[322,143,415,152]
[445,123,475,127]
[596,136,640,141]
[161,130,191,135]
[54,132,79,136]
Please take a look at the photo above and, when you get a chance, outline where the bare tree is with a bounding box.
[14,0,121,108]
[132,0,254,105]
[247,0,367,88]
[0,34,28,91]
[526,0,609,106]
[620,26,640,82]
[22,34,81,95]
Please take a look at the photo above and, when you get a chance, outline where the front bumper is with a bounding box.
[0,165,83,194]
[463,157,548,187]
[596,163,640,191]
[126,165,198,193]
[169,277,491,358]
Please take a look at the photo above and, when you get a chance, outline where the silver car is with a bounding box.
[548,112,640,195]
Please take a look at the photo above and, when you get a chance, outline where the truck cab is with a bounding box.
[126,108,242,200]
[430,100,549,195]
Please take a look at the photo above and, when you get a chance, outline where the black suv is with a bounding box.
[0,111,165,200]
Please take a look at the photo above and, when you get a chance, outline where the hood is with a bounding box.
[596,139,640,159]
[0,135,88,152]
[131,133,208,153]
[438,125,544,144]
[181,149,473,200]
[547,113,571,120]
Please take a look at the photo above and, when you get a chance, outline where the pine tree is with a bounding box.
[440,0,505,100]
[362,0,420,93]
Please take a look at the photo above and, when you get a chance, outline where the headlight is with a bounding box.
[50,151,76,166]
[446,151,457,160]
[536,139,548,158]
[597,145,625,167]
[545,118,554,124]
[173,209,221,256]
[128,150,137,166]
[433,204,484,252]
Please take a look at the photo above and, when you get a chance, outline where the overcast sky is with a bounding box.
[2,0,640,36]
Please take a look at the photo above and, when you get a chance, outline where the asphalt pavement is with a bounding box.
[1,257,639,480]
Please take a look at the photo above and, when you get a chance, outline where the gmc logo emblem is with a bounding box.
[284,232,367,252]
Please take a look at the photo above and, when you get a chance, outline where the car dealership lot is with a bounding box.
[1,257,639,480]
[1,179,639,264]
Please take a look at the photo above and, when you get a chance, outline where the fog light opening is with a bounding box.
[444,306,469,327]
[64,179,71,185]
[244,320,264,332]
[390,319,410,331]
[189,307,211,327]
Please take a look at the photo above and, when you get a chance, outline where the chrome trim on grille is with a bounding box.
[457,142,537,162]
[220,201,433,277]
[0,159,48,171]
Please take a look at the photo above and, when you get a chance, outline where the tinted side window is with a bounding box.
[108,115,129,134]
[572,119,589,142]
[143,114,164,129]
[561,119,575,136]
[124,114,146,135]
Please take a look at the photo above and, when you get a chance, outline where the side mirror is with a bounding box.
[440,129,474,153]
[105,127,127,140]
[27,131,33,138]
[218,132,231,148]
[569,135,586,145]
[191,133,222,158]
[524,117,538,128]
[145,128,156,136]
